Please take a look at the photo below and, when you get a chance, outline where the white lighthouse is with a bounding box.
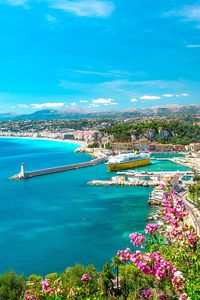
[20,163,25,178]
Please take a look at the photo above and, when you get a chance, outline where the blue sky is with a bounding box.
[0,0,200,113]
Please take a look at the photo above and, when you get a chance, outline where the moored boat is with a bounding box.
[106,152,151,171]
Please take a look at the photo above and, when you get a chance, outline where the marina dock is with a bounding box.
[116,170,193,177]
[11,156,107,180]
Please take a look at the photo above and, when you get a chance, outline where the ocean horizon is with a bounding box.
[0,137,191,276]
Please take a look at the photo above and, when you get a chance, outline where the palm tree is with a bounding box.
[112,255,122,291]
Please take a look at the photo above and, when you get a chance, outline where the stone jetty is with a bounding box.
[11,156,107,180]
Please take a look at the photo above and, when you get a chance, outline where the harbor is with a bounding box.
[88,169,193,188]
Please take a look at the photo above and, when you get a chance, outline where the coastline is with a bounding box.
[0,135,105,159]
[0,135,86,149]
[1,134,199,170]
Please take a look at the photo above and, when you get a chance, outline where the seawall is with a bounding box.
[11,156,107,180]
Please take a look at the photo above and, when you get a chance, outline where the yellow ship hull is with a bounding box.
[106,158,151,172]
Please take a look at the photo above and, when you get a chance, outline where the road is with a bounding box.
[180,190,200,237]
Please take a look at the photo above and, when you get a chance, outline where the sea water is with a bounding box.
[0,138,190,276]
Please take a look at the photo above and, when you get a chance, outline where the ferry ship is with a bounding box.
[106,153,151,171]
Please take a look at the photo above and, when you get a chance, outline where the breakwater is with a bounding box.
[88,179,158,187]
[11,156,107,180]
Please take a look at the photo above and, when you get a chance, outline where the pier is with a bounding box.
[116,170,193,177]
[11,156,107,180]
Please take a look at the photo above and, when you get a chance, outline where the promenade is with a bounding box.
[180,191,200,237]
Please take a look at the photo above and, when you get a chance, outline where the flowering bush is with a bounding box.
[129,232,146,246]
[81,273,91,282]
[24,273,64,300]
[141,288,153,299]
[145,224,158,235]
[117,189,200,300]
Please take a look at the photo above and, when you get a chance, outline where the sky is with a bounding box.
[0,0,200,113]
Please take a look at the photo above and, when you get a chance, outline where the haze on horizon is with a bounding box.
[0,0,200,113]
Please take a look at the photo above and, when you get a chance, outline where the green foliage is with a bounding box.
[104,143,112,149]
[193,174,200,182]
[103,120,200,144]
[88,143,99,148]
[189,180,200,210]
[28,274,43,283]
[0,271,25,300]
[100,263,114,296]
[61,263,99,297]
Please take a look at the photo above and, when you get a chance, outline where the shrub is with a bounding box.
[0,271,25,300]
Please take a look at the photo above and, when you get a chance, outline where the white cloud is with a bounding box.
[140,95,161,100]
[31,102,65,109]
[186,44,200,48]
[180,4,200,23]
[104,102,118,105]
[0,0,28,6]
[50,0,115,17]
[175,95,180,97]
[80,100,88,103]
[16,104,29,108]
[165,4,200,27]
[92,98,114,104]
[163,93,173,97]
[181,93,190,96]
[89,98,118,106]
[130,98,138,102]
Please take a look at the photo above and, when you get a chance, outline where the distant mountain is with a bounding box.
[0,104,200,121]
[0,113,19,121]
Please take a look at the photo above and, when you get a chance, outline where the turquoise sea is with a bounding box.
[0,138,191,276]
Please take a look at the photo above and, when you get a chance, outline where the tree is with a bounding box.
[0,271,25,300]
[101,263,114,296]
[112,256,121,291]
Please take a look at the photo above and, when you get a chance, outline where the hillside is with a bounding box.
[0,105,200,121]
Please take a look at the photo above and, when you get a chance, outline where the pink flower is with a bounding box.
[159,183,166,189]
[24,290,38,300]
[117,248,131,262]
[129,232,146,246]
[81,273,91,282]
[172,271,185,292]
[41,278,52,294]
[188,231,197,248]
[179,293,190,300]
[145,224,158,235]
[141,289,153,299]
[24,290,31,300]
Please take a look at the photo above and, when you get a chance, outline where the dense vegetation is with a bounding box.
[1,188,199,299]
[102,121,200,144]
[189,176,200,210]
[0,115,199,134]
